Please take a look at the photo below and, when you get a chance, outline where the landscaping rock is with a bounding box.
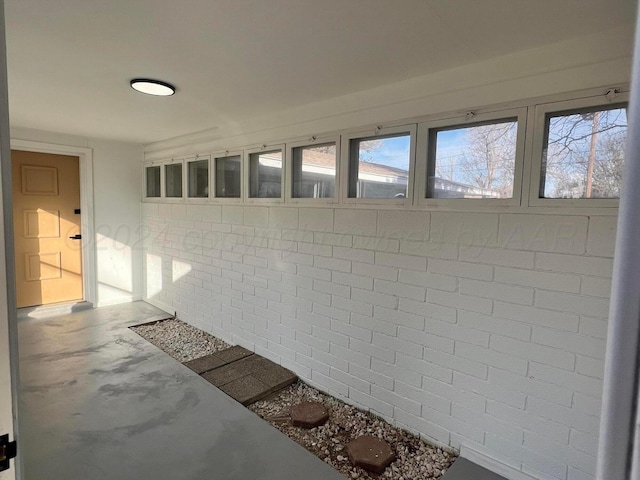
[131,319,230,361]
[132,319,457,479]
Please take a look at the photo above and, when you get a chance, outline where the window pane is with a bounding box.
[349,134,410,199]
[428,119,517,199]
[249,150,282,198]
[165,163,182,198]
[188,159,209,198]
[292,143,336,198]
[542,105,627,199]
[146,166,160,198]
[215,155,241,198]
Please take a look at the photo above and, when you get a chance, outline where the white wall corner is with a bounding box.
[460,446,538,480]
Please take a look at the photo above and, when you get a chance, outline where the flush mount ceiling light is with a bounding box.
[130,78,175,96]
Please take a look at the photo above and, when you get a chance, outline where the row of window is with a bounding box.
[144,92,628,207]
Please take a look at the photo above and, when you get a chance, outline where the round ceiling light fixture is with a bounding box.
[130,78,175,96]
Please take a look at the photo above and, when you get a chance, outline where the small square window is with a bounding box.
[428,119,518,199]
[249,150,282,198]
[187,159,209,198]
[214,155,241,198]
[145,165,161,198]
[292,143,336,198]
[348,134,411,199]
[541,105,627,199]
[165,163,183,198]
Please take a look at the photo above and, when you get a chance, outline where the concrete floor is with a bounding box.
[18,301,343,480]
[442,458,507,480]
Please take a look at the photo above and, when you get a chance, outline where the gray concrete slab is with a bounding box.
[442,457,508,480]
[18,301,343,480]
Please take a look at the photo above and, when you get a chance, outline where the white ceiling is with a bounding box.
[5,0,636,144]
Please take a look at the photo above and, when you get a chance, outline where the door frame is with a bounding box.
[10,140,96,306]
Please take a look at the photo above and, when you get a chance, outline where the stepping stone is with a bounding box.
[200,352,298,406]
[183,353,226,374]
[219,375,271,406]
[214,345,253,364]
[290,401,329,428]
[201,360,251,387]
[183,346,253,374]
[255,360,298,390]
[346,435,395,474]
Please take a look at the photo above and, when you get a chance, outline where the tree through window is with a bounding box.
[541,105,627,199]
[428,119,518,199]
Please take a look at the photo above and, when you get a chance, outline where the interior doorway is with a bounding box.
[11,150,83,307]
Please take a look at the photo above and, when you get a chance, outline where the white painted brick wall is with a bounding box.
[142,205,616,480]
[498,214,588,255]
[377,210,430,241]
[431,212,499,247]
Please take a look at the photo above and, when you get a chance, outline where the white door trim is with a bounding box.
[9,140,96,306]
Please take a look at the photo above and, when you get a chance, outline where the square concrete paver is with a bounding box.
[199,349,297,405]
[214,345,253,364]
[219,375,271,405]
[184,346,254,374]
[183,353,226,374]
[201,360,250,386]
[257,362,298,390]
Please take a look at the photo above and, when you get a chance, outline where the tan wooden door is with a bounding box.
[12,150,83,308]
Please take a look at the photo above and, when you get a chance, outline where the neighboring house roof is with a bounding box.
[263,149,501,196]
[299,150,408,182]
[431,177,502,198]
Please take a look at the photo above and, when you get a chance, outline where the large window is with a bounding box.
[214,154,241,198]
[145,165,161,198]
[187,158,209,198]
[347,129,413,200]
[427,118,518,199]
[540,104,627,199]
[165,163,183,198]
[292,143,336,199]
[249,149,283,199]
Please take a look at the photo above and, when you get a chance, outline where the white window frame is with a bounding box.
[142,160,163,201]
[211,149,243,203]
[162,157,185,202]
[415,107,527,209]
[340,124,416,207]
[244,144,285,203]
[285,135,340,204]
[185,154,210,202]
[527,93,629,208]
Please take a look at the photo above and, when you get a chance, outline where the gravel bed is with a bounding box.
[131,318,230,362]
[250,382,455,479]
[131,318,457,479]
